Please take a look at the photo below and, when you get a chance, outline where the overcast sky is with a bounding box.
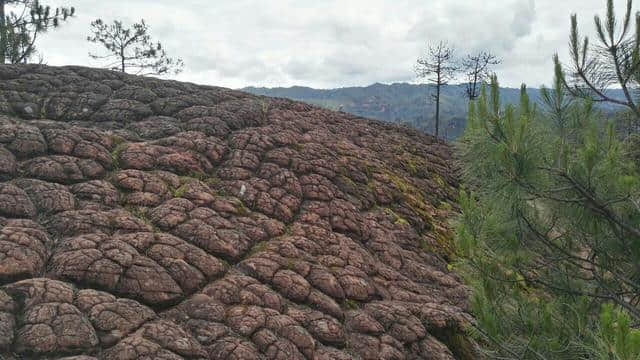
[32,0,635,89]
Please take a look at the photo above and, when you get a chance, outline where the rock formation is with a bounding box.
[0,65,472,359]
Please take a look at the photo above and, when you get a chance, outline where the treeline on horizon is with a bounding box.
[244,83,628,140]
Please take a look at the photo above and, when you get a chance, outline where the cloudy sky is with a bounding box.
[31,0,635,89]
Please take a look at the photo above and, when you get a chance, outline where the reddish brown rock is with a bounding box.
[112,169,171,206]
[0,145,17,179]
[71,179,120,207]
[47,208,151,237]
[4,279,99,355]
[0,183,35,217]
[91,98,153,123]
[15,302,99,354]
[0,220,51,282]
[12,178,77,213]
[127,115,182,139]
[49,233,184,305]
[0,64,473,360]
[22,155,105,184]
[0,124,47,158]
[202,275,286,312]
[75,289,156,346]
[118,141,216,175]
[102,319,207,359]
[148,198,275,261]
[43,127,114,167]
[0,290,16,350]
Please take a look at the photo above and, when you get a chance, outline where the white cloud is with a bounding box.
[32,0,634,89]
[511,0,536,38]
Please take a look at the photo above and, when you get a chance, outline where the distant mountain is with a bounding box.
[242,83,625,140]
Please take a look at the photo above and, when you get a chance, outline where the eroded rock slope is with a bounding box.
[0,65,471,359]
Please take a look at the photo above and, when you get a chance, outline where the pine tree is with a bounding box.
[556,0,640,123]
[87,19,184,76]
[455,2,640,355]
[456,68,640,359]
[0,0,74,64]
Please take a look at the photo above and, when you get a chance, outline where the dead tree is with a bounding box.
[415,41,457,138]
[462,51,500,100]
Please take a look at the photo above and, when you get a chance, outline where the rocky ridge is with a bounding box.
[0,65,472,359]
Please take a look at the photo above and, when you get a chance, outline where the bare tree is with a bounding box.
[461,51,501,100]
[415,41,457,138]
[87,19,183,76]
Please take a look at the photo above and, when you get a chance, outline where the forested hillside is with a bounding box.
[244,84,627,140]
[243,83,530,139]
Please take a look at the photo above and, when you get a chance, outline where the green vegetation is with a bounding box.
[186,171,208,181]
[343,299,361,310]
[383,170,434,225]
[244,84,629,141]
[201,176,228,196]
[248,241,269,257]
[203,176,221,187]
[231,198,250,216]
[339,174,358,190]
[454,1,640,355]
[87,18,183,75]
[125,205,150,223]
[0,0,74,64]
[173,183,189,198]
[260,99,271,122]
[110,140,128,170]
[286,258,297,271]
[244,83,502,140]
[456,79,640,359]
[384,207,409,225]
[398,152,422,176]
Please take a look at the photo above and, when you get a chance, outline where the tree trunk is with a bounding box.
[0,0,6,64]
[471,70,478,100]
[435,83,440,138]
[120,47,125,72]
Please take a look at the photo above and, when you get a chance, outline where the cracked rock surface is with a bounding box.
[0,65,474,359]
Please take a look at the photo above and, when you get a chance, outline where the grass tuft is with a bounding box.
[111,141,128,170]
[173,183,189,198]
[231,198,250,216]
[343,299,361,310]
